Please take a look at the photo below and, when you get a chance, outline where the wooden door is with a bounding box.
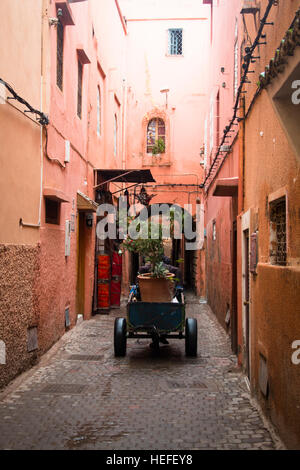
[76,212,85,315]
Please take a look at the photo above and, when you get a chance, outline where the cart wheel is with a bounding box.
[185,318,197,357]
[114,318,127,357]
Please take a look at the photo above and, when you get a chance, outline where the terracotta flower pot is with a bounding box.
[137,272,175,302]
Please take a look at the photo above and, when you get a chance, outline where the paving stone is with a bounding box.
[0,293,279,450]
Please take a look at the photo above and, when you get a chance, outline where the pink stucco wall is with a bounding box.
[38,0,128,352]
[0,0,43,245]
[116,0,211,294]
[201,0,241,333]
[121,0,210,209]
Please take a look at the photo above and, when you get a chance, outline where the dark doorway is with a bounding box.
[76,212,85,316]
[244,229,250,380]
[231,221,238,354]
[130,252,139,284]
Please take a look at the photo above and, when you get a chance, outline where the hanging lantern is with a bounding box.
[135,186,155,206]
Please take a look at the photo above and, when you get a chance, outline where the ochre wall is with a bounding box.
[0,1,43,388]
[252,265,300,449]
[0,0,43,244]
[239,0,300,448]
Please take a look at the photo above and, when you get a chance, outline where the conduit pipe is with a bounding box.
[20,1,49,228]
[19,79,44,229]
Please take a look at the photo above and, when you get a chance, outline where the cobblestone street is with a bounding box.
[0,294,280,450]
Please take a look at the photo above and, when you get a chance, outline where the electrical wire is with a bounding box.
[242,13,253,48]
[0,77,49,125]
[200,0,276,190]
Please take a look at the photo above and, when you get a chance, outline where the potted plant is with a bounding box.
[121,218,175,302]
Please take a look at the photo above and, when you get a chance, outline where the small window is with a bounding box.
[270,197,286,266]
[97,86,101,136]
[168,29,183,55]
[77,61,83,119]
[147,118,165,154]
[57,21,64,90]
[45,198,60,225]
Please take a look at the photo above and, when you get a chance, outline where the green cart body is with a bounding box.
[114,292,197,357]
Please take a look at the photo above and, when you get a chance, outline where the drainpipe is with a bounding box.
[237,95,246,365]
[121,78,127,170]
[238,96,245,215]
[20,2,47,228]
[19,89,44,229]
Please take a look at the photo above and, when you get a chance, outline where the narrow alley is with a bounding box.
[0,294,279,451]
[1,0,300,453]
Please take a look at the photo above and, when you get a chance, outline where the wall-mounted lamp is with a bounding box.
[86,213,93,228]
[49,8,63,27]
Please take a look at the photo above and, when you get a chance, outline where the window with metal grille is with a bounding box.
[56,21,64,90]
[270,198,287,266]
[77,61,83,118]
[168,29,183,55]
[147,118,165,154]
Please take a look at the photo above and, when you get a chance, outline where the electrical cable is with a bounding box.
[0,77,49,125]
[200,0,276,190]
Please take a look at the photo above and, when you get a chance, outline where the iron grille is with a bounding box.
[56,21,64,90]
[77,61,83,118]
[270,198,287,266]
[168,29,183,55]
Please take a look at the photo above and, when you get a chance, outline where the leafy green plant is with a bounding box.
[121,209,186,278]
[122,218,165,276]
[152,261,169,279]
[152,138,165,155]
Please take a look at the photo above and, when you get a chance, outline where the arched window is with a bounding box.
[114,114,117,156]
[147,118,165,154]
[97,86,101,136]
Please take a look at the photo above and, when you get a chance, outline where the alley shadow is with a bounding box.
[123,339,203,369]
